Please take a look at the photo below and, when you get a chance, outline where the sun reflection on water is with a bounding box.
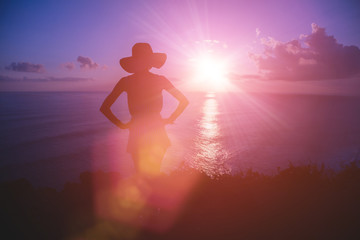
[190,93,230,176]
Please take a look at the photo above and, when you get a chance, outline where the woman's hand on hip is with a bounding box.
[163,117,174,125]
[118,121,131,129]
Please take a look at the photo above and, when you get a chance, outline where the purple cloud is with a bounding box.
[77,56,98,70]
[0,75,93,82]
[101,65,108,70]
[229,73,263,80]
[250,23,360,80]
[5,62,45,73]
[61,62,75,71]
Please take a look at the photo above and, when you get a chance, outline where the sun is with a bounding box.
[197,56,227,82]
[190,53,230,90]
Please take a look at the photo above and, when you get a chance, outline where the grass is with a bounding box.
[1,162,360,240]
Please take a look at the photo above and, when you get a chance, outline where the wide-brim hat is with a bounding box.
[120,43,167,73]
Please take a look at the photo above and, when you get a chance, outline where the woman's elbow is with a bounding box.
[99,105,107,114]
[184,98,190,107]
[180,98,189,109]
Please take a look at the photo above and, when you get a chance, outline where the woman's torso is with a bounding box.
[125,72,165,118]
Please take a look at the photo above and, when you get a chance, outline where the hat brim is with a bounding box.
[120,53,167,73]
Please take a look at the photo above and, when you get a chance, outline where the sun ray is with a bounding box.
[188,51,233,91]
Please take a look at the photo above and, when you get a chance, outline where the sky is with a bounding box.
[0,0,359,93]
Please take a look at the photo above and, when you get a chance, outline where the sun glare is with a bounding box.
[190,53,231,91]
[198,56,227,82]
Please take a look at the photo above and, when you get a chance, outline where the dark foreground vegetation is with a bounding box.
[1,162,360,240]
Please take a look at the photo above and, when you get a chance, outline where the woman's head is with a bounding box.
[120,43,167,73]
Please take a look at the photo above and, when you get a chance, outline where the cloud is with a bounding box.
[48,77,94,82]
[228,73,263,81]
[250,23,360,80]
[0,75,93,82]
[61,62,75,71]
[77,56,98,70]
[5,62,45,73]
[101,65,108,70]
[0,75,20,82]
[256,28,261,38]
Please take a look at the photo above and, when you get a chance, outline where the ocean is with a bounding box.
[1,91,360,188]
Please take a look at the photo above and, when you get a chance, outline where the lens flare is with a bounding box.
[197,55,227,82]
[188,52,233,91]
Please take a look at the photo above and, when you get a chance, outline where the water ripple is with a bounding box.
[189,93,231,176]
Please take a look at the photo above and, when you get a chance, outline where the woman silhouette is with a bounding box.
[100,43,189,175]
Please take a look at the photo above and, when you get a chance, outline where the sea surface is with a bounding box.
[1,91,360,188]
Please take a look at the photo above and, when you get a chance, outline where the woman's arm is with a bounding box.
[164,86,189,124]
[100,80,129,129]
